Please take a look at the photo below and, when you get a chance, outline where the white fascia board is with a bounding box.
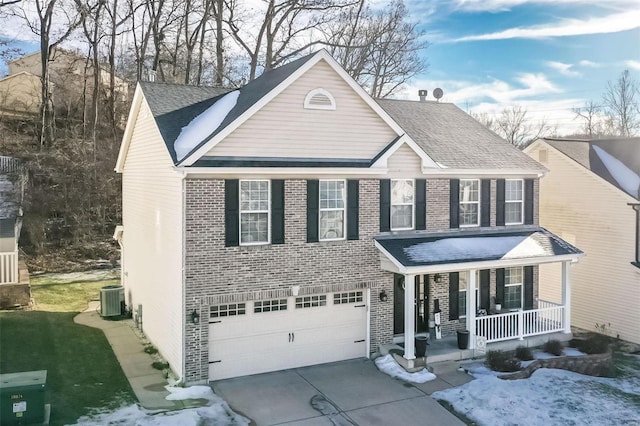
[374,240,406,273]
[181,49,409,166]
[177,166,389,177]
[115,83,144,173]
[420,168,545,178]
[371,134,439,170]
[399,253,584,275]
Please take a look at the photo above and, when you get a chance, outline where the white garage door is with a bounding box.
[208,290,368,381]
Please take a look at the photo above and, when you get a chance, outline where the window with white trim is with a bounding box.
[240,180,270,245]
[459,274,479,318]
[254,299,287,313]
[304,88,336,110]
[459,179,480,227]
[210,303,246,318]
[391,179,414,230]
[504,267,523,310]
[319,180,346,240]
[505,179,524,225]
[334,291,363,305]
[295,295,327,308]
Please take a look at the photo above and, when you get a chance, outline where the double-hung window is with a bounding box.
[505,179,524,225]
[504,267,523,310]
[459,274,479,318]
[240,180,270,245]
[319,180,345,240]
[391,179,414,230]
[459,179,480,227]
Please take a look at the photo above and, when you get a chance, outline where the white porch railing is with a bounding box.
[0,156,21,174]
[475,304,565,343]
[0,251,19,284]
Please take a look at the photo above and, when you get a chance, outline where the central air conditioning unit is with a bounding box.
[100,285,124,317]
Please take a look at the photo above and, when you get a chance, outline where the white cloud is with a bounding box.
[625,60,640,70]
[546,61,581,76]
[452,10,640,42]
[450,0,639,13]
[578,60,600,67]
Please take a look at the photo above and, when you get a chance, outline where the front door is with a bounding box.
[393,274,430,335]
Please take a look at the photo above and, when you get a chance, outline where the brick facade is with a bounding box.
[183,177,540,383]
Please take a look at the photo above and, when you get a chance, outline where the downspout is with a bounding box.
[629,203,640,267]
[180,168,187,385]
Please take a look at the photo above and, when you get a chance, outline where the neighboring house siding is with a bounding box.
[0,73,42,115]
[206,60,398,159]
[530,144,640,344]
[122,98,184,374]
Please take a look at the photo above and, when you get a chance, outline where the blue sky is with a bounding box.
[396,0,640,134]
[1,0,639,134]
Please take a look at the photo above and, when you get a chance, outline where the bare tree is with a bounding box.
[491,105,553,148]
[602,69,640,137]
[573,101,609,137]
[325,0,427,98]
[0,0,21,7]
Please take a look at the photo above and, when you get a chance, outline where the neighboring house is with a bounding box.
[115,49,583,385]
[0,156,29,308]
[525,137,640,345]
[1,47,128,119]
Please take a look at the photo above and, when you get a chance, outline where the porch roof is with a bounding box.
[374,227,583,274]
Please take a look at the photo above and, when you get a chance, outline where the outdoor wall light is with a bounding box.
[190,309,200,324]
[379,290,388,302]
[434,273,444,283]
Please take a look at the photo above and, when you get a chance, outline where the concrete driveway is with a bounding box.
[212,358,466,425]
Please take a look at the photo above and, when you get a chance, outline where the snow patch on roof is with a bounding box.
[174,90,240,161]
[404,236,548,263]
[593,145,640,198]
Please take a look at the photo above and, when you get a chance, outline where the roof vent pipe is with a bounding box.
[418,90,428,102]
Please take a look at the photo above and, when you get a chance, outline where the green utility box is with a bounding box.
[0,370,47,425]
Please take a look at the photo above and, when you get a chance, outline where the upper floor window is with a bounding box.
[391,179,414,230]
[319,180,345,241]
[504,267,523,310]
[459,179,480,227]
[304,88,336,110]
[240,180,270,245]
[505,179,524,225]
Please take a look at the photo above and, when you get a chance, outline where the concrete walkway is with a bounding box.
[74,303,189,411]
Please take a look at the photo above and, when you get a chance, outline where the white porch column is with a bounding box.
[403,274,416,360]
[467,269,477,348]
[562,261,572,334]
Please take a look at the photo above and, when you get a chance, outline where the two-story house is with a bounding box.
[525,137,640,345]
[115,49,583,385]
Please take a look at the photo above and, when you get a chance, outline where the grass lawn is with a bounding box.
[0,270,135,426]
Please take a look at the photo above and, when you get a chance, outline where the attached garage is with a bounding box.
[208,290,369,381]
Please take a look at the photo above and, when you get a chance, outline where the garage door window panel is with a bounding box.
[334,291,363,304]
[254,299,288,313]
[210,303,246,318]
[296,295,327,308]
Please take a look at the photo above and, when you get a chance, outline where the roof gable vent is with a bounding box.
[304,88,336,110]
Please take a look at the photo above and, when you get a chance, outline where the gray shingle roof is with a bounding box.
[377,99,545,171]
[543,137,640,199]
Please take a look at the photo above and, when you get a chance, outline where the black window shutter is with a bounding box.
[415,179,426,230]
[496,179,505,226]
[347,180,359,240]
[380,179,391,232]
[524,266,534,310]
[524,179,534,225]
[481,179,491,227]
[271,180,285,245]
[306,180,319,243]
[449,179,459,229]
[449,272,459,320]
[224,179,239,247]
[496,268,505,305]
[480,269,490,310]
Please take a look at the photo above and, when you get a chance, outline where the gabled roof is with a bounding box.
[377,99,545,171]
[538,137,640,200]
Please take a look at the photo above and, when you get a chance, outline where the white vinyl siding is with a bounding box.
[529,143,640,345]
[503,267,523,310]
[319,180,345,241]
[121,97,184,375]
[391,179,414,230]
[386,144,423,178]
[205,60,397,160]
[460,179,480,227]
[239,180,270,245]
[505,179,524,225]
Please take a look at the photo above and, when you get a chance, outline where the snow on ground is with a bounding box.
[435,353,640,426]
[71,385,249,426]
[375,354,437,383]
[32,268,120,284]
[174,90,240,161]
